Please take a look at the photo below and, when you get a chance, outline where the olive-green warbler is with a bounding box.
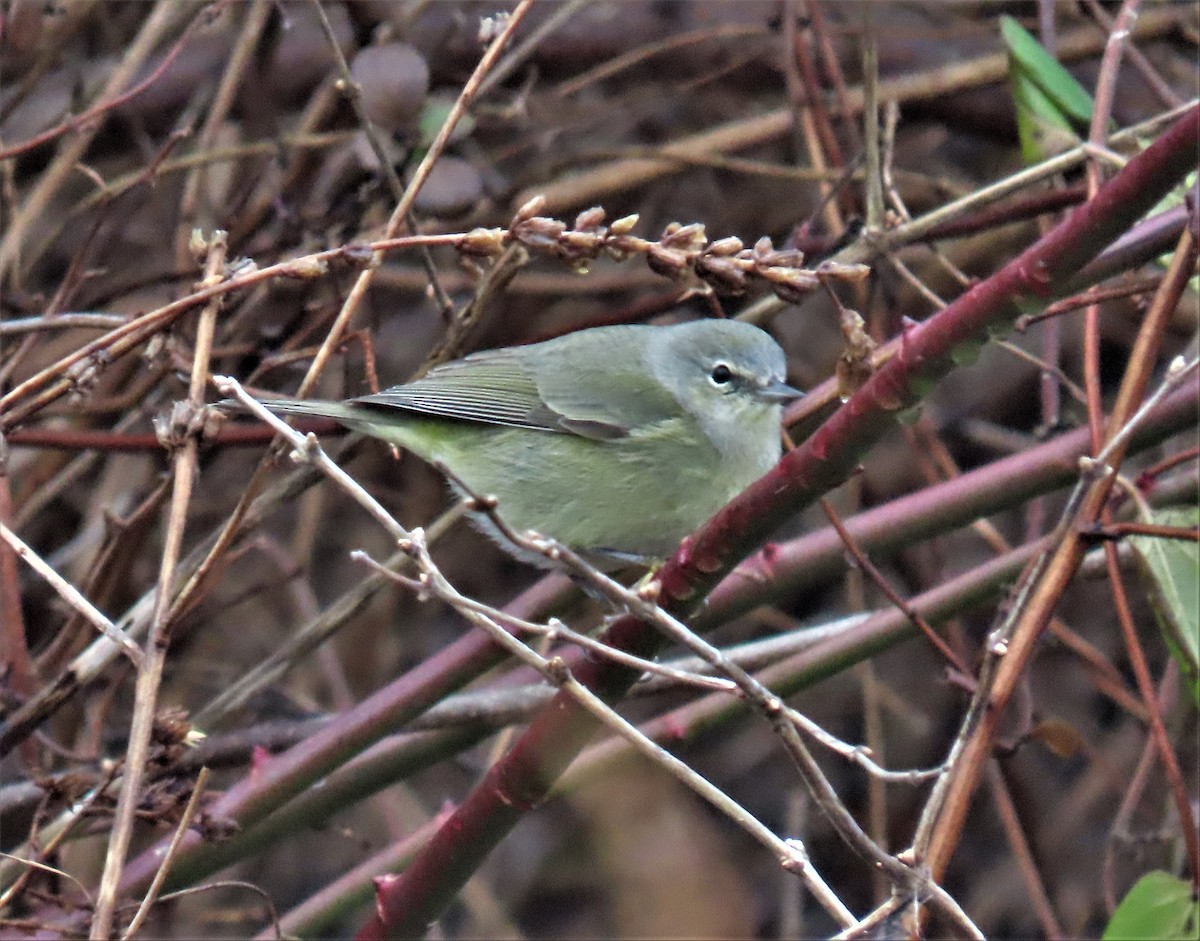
[257,319,801,566]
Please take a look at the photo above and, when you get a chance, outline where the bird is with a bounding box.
[252,318,801,568]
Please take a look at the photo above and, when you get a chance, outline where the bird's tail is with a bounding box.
[252,398,364,423]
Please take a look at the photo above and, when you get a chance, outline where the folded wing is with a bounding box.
[352,326,682,441]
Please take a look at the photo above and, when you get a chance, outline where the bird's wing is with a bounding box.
[351,348,569,432]
[525,333,682,440]
[353,328,683,441]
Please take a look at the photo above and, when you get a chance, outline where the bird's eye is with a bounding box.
[710,363,733,385]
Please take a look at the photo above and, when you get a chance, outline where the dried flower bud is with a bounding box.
[152,706,193,748]
[66,352,106,400]
[770,279,820,305]
[752,237,806,270]
[660,222,707,252]
[694,255,748,294]
[188,228,208,262]
[154,401,209,450]
[558,230,604,256]
[574,207,607,230]
[143,335,166,362]
[284,257,329,279]
[817,261,871,282]
[705,236,744,257]
[512,216,566,251]
[512,195,547,225]
[609,214,639,235]
[226,257,259,279]
[646,244,691,278]
[459,227,506,257]
[761,267,821,302]
[603,233,643,262]
[836,307,876,398]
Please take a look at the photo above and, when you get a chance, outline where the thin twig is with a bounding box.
[986,760,1065,939]
[89,232,228,940]
[294,0,535,401]
[353,552,738,694]
[444,471,953,902]
[0,1,208,277]
[0,313,130,335]
[121,767,211,939]
[0,522,142,665]
[819,499,970,678]
[308,0,454,318]
[1087,520,1199,542]
[1082,0,1141,453]
[382,529,858,932]
[1015,274,1164,329]
[173,0,272,266]
[0,1,223,163]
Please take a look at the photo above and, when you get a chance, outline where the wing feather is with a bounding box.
[350,325,683,440]
[351,348,570,434]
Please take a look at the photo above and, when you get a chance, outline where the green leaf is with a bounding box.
[1010,72,1080,164]
[1001,16,1094,162]
[1129,506,1200,706]
[1104,871,1199,940]
[1001,16,1095,124]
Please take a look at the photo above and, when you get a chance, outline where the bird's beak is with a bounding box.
[757,378,805,403]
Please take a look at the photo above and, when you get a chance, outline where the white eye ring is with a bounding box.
[710,362,733,386]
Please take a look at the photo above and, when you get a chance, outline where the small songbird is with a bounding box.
[255,319,802,567]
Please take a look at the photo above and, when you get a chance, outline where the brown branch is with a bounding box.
[1105,541,1200,887]
[914,201,1199,889]
[1082,0,1140,453]
[986,760,1065,939]
[1137,445,1200,489]
[0,450,36,771]
[89,232,228,939]
[1015,274,1164,329]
